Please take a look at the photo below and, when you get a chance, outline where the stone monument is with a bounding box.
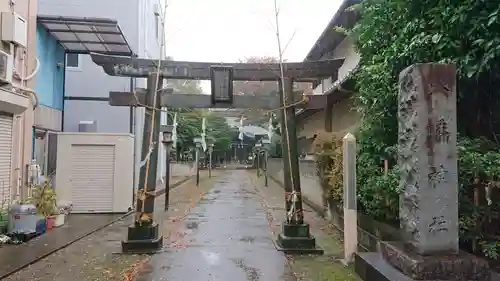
[355,63,490,281]
[398,63,459,254]
[384,63,490,280]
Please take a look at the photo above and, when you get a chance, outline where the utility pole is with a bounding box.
[264,150,268,187]
[121,73,163,253]
[208,142,214,178]
[262,138,270,187]
[194,137,202,186]
[196,150,199,185]
[255,141,262,177]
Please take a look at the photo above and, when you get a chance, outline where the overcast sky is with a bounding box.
[163,0,342,93]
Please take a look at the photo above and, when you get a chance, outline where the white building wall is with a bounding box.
[313,36,360,94]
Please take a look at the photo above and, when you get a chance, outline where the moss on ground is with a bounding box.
[286,222,360,281]
[289,255,359,281]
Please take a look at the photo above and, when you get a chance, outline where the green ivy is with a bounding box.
[352,0,500,259]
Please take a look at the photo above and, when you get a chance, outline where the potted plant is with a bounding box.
[53,206,68,227]
[29,181,58,231]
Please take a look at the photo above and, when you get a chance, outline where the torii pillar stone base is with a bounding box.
[275,223,323,255]
[122,223,163,254]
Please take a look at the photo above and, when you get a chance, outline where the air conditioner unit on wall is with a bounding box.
[1,12,27,47]
[0,49,13,85]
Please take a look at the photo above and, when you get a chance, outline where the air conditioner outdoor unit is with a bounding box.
[0,49,13,85]
[1,12,27,47]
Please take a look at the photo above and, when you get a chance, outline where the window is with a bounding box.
[66,54,80,68]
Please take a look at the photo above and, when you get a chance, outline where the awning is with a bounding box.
[37,15,133,56]
[296,67,358,118]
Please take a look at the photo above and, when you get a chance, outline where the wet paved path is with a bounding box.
[137,170,292,281]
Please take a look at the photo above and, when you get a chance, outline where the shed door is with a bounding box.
[70,144,115,213]
[0,113,13,206]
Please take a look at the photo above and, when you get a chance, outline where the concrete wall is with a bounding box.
[267,158,325,211]
[0,1,37,200]
[297,110,326,139]
[34,24,64,110]
[34,23,65,131]
[330,97,359,134]
[297,96,359,139]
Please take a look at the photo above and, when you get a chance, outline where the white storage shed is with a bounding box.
[55,133,134,213]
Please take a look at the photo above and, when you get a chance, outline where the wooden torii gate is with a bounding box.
[90,53,344,254]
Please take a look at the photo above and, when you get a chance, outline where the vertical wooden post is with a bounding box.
[122,72,163,253]
[279,78,293,216]
[264,150,269,187]
[324,94,334,132]
[276,77,323,254]
[195,148,200,186]
[283,78,304,224]
[342,133,357,264]
[136,73,162,222]
[257,150,260,177]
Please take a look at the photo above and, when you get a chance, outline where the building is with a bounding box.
[0,0,37,205]
[37,0,167,187]
[33,17,65,177]
[296,0,360,151]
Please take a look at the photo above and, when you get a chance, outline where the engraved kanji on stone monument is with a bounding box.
[398,63,458,255]
[428,164,448,189]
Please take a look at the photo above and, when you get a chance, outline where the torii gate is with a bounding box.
[90,53,344,254]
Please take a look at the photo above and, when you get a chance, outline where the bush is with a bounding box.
[313,132,344,204]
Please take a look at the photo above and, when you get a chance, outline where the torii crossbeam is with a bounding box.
[108,89,328,110]
[91,53,344,254]
[91,53,344,81]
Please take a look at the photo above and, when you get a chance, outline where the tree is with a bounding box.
[232,56,311,126]
[171,109,235,157]
[165,56,204,95]
[233,57,281,97]
[168,79,203,95]
[205,112,238,152]
[163,56,204,151]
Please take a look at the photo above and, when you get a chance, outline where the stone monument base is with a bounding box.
[121,223,163,254]
[355,241,490,281]
[274,223,323,254]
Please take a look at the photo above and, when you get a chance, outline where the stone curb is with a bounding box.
[155,176,193,196]
[1,178,193,280]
